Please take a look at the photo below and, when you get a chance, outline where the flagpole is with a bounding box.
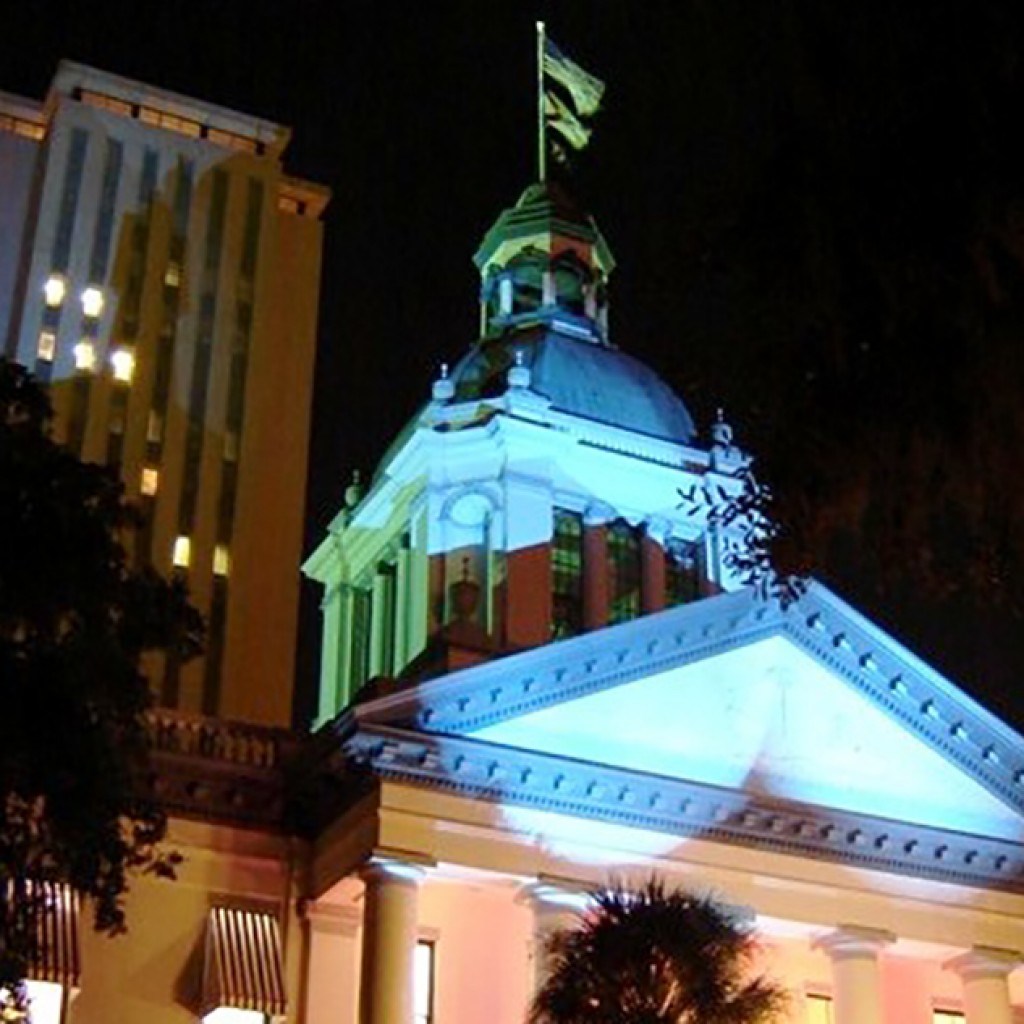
[536,20,547,183]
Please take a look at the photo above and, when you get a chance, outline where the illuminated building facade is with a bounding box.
[0,62,328,725]
[6,161,1024,1021]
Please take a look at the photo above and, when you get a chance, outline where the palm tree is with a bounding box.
[529,877,787,1024]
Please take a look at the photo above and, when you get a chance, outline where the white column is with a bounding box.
[947,946,1020,1024]
[815,925,893,1024]
[518,881,587,993]
[359,859,425,1024]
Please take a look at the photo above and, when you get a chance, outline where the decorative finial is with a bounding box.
[711,408,734,449]
[344,469,363,510]
[507,348,532,390]
[432,362,455,403]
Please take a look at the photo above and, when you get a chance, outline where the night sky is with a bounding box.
[6,1,1024,726]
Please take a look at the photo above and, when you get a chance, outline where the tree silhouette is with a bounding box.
[0,359,203,990]
[529,878,787,1024]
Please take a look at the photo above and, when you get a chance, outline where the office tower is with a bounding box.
[0,62,328,724]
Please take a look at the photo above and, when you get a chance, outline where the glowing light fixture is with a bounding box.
[43,274,66,307]
[73,340,96,372]
[37,331,57,362]
[141,467,159,496]
[81,286,104,318]
[172,536,191,568]
[164,262,182,288]
[213,544,231,577]
[110,347,135,383]
[203,1010,265,1024]
[24,981,63,1024]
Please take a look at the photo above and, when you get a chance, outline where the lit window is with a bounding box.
[43,274,66,307]
[551,509,583,639]
[203,1010,265,1024]
[807,994,833,1024]
[37,330,57,362]
[146,410,163,443]
[73,340,96,372]
[933,1012,965,1024]
[25,980,62,1024]
[164,262,182,288]
[414,940,435,1024]
[213,544,230,577]
[110,347,135,382]
[140,467,159,496]
[607,519,642,625]
[81,286,104,318]
[172,535,191,568]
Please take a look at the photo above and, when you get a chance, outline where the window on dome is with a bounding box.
[932,1011,964,1024]
[666,539,702,606]
[551,509,583,639]
[607,520,642,625]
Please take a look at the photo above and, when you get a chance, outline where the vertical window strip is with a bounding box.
[551,509,583,639]
[139,159,190,569]
[201,176,264,711]
[88,138,123,282]
[204,169,229,271]
[52,129,89,272]
[104,387,128,465]
[120,147,159,339]
[176,169,228,536]
[607,520,642,625]
[65,376,90,457]
[240,177,264,280]
[201,578,229,715]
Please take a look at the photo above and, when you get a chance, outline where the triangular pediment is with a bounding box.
[471,634,1024,840]
[355,583,1024,847]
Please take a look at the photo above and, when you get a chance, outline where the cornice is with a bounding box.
[355,587,779,732]
[353,581,1024,820]
[343,723,1024,894]
[785,583,1024,815]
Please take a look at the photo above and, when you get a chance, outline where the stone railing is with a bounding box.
[147,708,296,769]
[146,708,303,829]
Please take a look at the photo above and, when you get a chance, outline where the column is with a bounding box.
[947,946,1020,1024]
[518,881,587,994]
[815,925,893,1024]
[359,859,425,1024]
[582,503,612,630]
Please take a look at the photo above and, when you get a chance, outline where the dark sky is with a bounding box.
[5,1,1023,726]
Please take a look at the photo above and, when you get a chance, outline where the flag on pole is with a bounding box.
[542,36,605,165]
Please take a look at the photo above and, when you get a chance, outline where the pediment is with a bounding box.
[356,582,1024,846]
[471,634,1024,841]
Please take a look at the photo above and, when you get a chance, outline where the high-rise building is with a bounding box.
[0,62,328,725]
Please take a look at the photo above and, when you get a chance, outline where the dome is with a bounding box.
[450,324,697,444]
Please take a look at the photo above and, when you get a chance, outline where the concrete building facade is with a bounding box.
[0,62,328,725]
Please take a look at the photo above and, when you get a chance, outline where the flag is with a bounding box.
[542,36,605,163]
